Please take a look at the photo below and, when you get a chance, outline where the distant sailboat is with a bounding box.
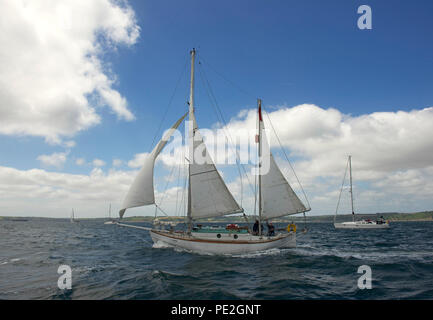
[117,49,311,255]
[104,204,116,224]
[71,208,79,223]
[334,156,389,229]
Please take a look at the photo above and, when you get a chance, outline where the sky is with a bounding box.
[0,0,432,218]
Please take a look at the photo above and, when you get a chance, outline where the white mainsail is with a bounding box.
[186,49,243,220]
[119,112,187,218]
[258,105,308,220]
[188,122,243,219]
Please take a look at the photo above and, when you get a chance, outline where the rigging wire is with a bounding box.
[148,56,189,152]
[335,157,350,219]
[155,159,178,216]
[174,152,183,217]
[197,60,258,202]
[181,154,188,218]
[175,145,188,217]
[196,63,244,195]
[198,56,254,99]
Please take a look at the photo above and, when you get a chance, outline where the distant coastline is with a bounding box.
[120,211,433,223]
[1,211,432,222]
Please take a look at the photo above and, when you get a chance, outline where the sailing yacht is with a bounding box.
[70,208,79,223]
[118,49,310,255]
[104,204,116,224]
[334,156,389,229]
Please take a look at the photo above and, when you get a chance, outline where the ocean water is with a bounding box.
[0,219,432,300]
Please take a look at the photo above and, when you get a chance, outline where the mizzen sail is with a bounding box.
[258,105,307,220]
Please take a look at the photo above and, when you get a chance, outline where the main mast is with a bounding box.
[187,48,196,234]
[349,155,355,222]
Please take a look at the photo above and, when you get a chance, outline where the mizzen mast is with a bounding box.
[257,99,263,236]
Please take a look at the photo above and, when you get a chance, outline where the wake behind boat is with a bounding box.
[334,156,390,229]
[117,49,310,255]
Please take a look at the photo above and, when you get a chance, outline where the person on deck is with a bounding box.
[253,220,259,235]
[253,220,264,235]
[267,222,275,237]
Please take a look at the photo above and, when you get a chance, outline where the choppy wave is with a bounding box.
[0,219,432,299]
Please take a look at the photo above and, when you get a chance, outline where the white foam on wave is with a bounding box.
[292,244,433,263]
[231,248,290,259]
[151,240,295,258]
[152,241,173,249]
[152,269,185,277]
[0,251,49,267]
[149,238,432,263]
[152,241,207,256]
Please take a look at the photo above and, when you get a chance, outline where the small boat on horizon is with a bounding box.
[70,208,79,223]
[334,156,390,229]
[104,204,117,224]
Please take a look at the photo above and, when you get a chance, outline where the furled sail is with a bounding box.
[119,112,188,218]
[258,107,308,219]
[188,121,243,219]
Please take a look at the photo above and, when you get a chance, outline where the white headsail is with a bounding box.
[119,112,188,218]
[258,105,308,219]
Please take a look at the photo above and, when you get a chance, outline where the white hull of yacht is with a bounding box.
[334,221,390,229]
[150,229,296,255]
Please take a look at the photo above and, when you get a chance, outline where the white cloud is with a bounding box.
[220,104,433,174]
[112,159,123,167]
[3,103,433,217]
[75,158,86,166]
[0,165,188,218]
[122,103,433,214]
[0,165,136,217]
[37,152,68,168]
[128,152,149,168]
[0,0,139,144]
[64,141,76,148]
[93,159,106,167]
[219,104,433,214]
